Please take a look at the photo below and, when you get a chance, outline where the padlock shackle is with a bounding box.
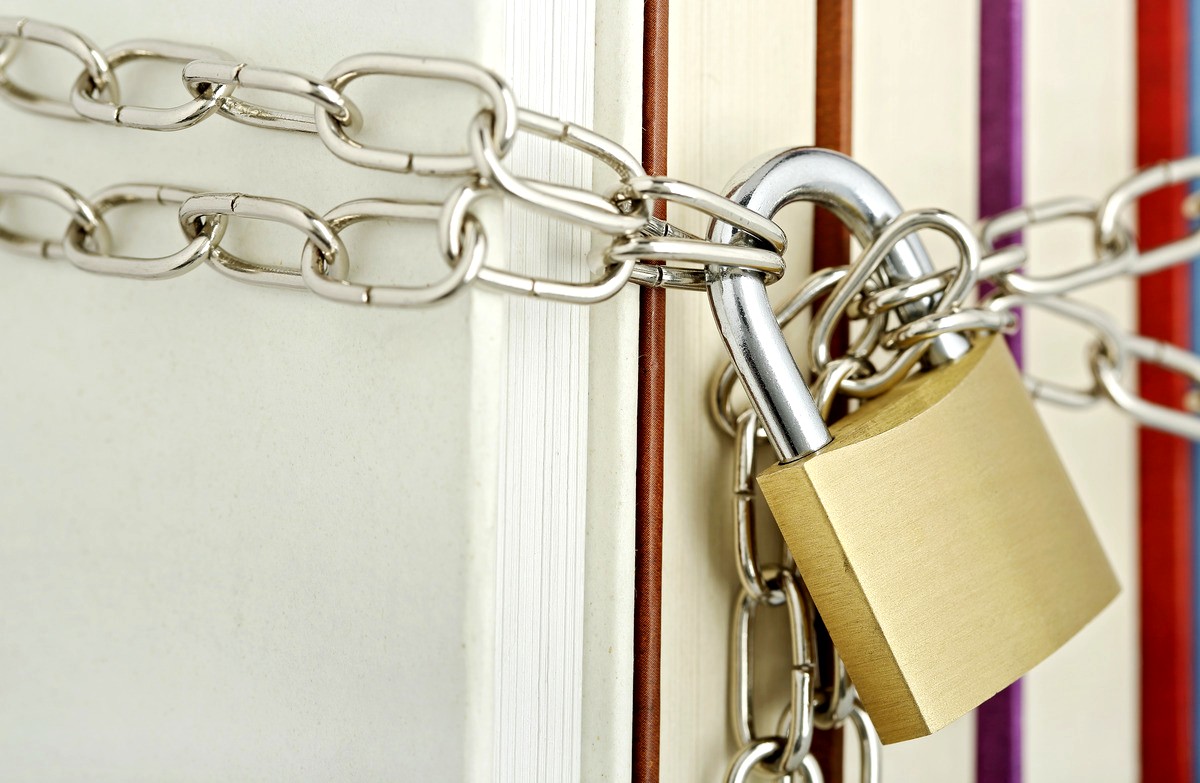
[710,269,835,460]
[707,148,970,462]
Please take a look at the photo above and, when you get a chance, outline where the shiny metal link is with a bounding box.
[627,175,787,252]
[619,175,786,289]
[724,741,824,783]
[617,236,785,289]
[316,52,518,175]
[69,40,234,130]
[183,59,362,134]
[1092,328,1200,439]
[882,307,1016,351]
[0,173,110,259]
[1097,156,1200,266]
[851,245,1021,318]
[303,198,485,306]
[63,183,226,278]
[0,16,117,119]
[985,294,1116,408]
[178,193,347,289]
[979,197,1140,296]
[725,740,781,783]
[730,567,816,777]
[811,357,867,420]
[811,208,982,399]
[846,703,884,783]
[733,409,772,604]
[440,180,635,304]
[467,110,649,237]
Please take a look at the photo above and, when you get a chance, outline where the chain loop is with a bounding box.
[730,567,815,777]
[1092,330,1200,439]
[63,183,226,278]
[615,235,785,289]
[440,180,636,304]
[467,110,649,237]
[979,197,1140,296]
[0,16,117,119]
[845,703,884,783]
[617,175,786,289]
[882,307,1015,351]
[302,198,485,306]
[0,173,111,260]
[1097,156,1200,267]
[315,53,518,175]
[733,409,773,603]
[811,208,981,398]
[182,60,362,134]
[69,40,234,130]
[178,193,347,289]
[627,175,786,252]
[985,293,1115,407]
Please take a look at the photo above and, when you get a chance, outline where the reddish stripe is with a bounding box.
[633,0,668,779]
[1137,2,1196,780]
[812,1,853,776]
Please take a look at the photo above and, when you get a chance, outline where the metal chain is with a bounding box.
[708,165,1200,444]
[0,16,783,305]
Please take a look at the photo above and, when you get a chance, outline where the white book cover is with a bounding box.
[0,1,642,780]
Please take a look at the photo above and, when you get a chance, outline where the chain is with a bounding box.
[5,17,1200,399]
[0,15,782,305]
[3,17,1200,407]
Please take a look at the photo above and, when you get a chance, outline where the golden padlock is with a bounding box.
[757,333,1118,743]
[707,148,1119,745]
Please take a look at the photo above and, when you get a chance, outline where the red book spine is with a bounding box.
[812,0,854,777]
[1137,1,1196,780]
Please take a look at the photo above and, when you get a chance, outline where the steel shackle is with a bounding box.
[706,147,971,462]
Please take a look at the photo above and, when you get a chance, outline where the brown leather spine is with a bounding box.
[633,1,668,780]
[811,0,852,777]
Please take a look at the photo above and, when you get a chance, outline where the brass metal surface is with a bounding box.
[757,335,1119,744]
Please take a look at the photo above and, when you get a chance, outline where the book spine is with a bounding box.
[634,0,669,780]
[975,1,1023,781]
[1137,1,1196,780]
[813,0,854,776]
[1189,0,1200,767]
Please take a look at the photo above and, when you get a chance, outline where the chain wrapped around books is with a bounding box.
[3,16,1199,439]
[5,17,1200,781]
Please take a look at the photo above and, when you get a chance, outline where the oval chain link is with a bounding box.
[69,40,235,130]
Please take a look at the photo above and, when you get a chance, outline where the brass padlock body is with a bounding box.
[757,335,1119,744]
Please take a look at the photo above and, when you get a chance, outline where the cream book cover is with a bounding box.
[0,1,642,780]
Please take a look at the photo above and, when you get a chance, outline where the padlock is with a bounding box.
[707,148,1119,744]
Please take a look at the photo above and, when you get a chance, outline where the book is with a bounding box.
[0,0,642,780]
